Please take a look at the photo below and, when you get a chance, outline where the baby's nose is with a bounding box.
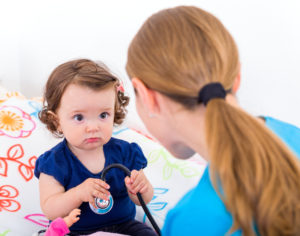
[86,120,100,132]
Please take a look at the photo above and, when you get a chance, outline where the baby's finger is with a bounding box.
[94,179,110,190]
[130,170,139,183]
[127,188,136,195]
[132,181,145,194]
[92,180,110,195]
[125,182,136,195]
[74,216,80,223]
[124,180,135,195]
[93,185,111,197]
[89,198,97,209]
[130,172,145,189]
[99,191,111,201]
[124,176,131,185]
[70,208,81,216]
[74,209,81,216]
[138,184,149,194]
[93,190,110,201]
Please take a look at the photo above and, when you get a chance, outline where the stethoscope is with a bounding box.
[37,164,161,236]
[90,163,161,236]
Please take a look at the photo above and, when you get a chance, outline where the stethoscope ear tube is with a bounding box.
[101,163,161,236]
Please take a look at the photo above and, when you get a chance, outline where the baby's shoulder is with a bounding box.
[34,139,71,182]
[105,138,146,167]
[38,139,66,160]
[105,137,139,152]
[107,137,129,145]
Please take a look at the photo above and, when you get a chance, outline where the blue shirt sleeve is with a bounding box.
[34,146,70,187]
[126,142,148,171]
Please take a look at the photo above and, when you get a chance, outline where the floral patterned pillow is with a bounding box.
[0,89,206,235]
[0,92,60,235]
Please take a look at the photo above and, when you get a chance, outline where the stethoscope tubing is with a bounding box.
[101,163,161,236]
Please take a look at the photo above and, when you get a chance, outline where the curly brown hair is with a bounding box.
[39,59,129,137]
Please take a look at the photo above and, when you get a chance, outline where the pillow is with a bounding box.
[0,93,62,235]
[0,90,206,235]
[0,86,26,103]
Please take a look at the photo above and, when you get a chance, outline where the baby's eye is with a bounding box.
[73,114,84,122]
[99,112,109,119]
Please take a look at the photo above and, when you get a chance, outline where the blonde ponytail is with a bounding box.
[206,99,300,235]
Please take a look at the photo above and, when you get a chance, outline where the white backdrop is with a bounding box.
[0,0,300,127]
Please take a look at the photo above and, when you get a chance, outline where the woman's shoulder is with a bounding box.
[163,166,240,235]
[264,116,300,158]
[176,167,229,212]
[264,116,300,133]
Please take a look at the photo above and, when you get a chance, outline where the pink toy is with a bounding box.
[44,208,127,236]
[45,208,79,236]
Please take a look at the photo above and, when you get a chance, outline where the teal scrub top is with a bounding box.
[162,117,300,236]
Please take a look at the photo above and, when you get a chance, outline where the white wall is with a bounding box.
[1,0,300,127]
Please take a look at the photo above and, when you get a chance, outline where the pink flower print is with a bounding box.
[0,105,36,138]
[24,214,49,227]
[0,185,21,212]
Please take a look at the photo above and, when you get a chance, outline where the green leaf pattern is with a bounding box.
[148,149,201,180]
[0,230,10,236]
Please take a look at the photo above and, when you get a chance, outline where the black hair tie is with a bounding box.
[197,82,226,106]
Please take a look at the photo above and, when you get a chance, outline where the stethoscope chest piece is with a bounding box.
[89,195,114,214]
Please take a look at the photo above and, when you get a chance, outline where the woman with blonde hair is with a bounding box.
[126,6,300,236]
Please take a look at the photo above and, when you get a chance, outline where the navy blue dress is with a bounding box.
[35,137,148,233]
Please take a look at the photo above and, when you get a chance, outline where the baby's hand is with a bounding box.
[124,169,150,195]
[63,208,81,228]
[76,178,110,208]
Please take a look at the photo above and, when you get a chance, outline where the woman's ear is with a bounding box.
[131,78,160,115]
[232,66,241,93]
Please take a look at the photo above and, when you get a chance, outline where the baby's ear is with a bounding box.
[47,110,62,132]
[56,121,63,134]
[46,110,59,121]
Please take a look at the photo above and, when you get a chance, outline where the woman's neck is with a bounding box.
[171,104,209,161]
[174,93,249,162]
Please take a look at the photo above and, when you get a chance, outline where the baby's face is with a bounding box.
[56,83,115,155]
